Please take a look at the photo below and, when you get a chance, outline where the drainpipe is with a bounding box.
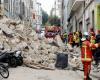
[82,1,85,33]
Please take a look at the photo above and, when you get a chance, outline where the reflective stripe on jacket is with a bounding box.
[81,40,98,62]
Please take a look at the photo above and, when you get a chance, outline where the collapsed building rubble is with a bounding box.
[0,17,82,70]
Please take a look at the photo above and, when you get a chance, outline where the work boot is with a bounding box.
[87,76,92,80]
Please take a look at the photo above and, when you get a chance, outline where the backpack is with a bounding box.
[55,53,68,69]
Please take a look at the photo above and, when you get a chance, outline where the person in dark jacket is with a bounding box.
[79,31,82,47]
[95,29,100,66]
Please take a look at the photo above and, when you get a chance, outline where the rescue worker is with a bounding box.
[75,32,80,47]
[68,32,73,46]
[89,27,95,37]
[72,32,76,47]
[79,31,82,47]
[89,32,96,65]
[90,32,96,44]
[81,32,100,80]
[63,32,67,44]
[95,29,100,66]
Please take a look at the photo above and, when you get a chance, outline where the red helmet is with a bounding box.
[90,32,95,36]
[90,27,94,31]
[69,32,72,35]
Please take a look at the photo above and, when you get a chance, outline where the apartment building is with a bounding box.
[0,0,4,16]
[2,0,42,29]
[67,0,100,34]
[67,0,84,33]
[51,0,61,18]
[35,2,42,29]
[61,0,68,32]
[3,0,21,19]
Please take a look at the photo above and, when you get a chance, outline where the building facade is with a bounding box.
[0,0,4,16]
[51,0,61,18]
[67,0,100,34]
[61,0,68,32]
[54,0,68,33]
[1,0,42,29]
[34,2,42,29]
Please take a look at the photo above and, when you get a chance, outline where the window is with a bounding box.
[92,10,94,29]
[85,0,92,7]
[86,18,90,32]
[79,21,82,32]
[4,0,8,3]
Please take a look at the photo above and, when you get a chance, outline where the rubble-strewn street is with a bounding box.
[0,17,76,70]
[0,0,100,80]
[0,16,100,80]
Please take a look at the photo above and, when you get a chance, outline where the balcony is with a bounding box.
[71,0,84,11]
[67,0,84,21]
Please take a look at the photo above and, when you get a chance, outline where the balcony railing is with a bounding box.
[67,0,84,17]
[72,0,84,11]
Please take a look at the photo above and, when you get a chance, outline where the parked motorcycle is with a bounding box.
[0,50,23,67]
[0,63,9,78]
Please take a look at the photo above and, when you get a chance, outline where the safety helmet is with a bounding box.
[83,32,89,36]
[76,32,79,34]
[81,37,86,41]
[81,32,89,41]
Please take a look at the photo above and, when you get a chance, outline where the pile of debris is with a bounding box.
[0,16,82,70]
[0,17,68,70]
[66,44,82,70]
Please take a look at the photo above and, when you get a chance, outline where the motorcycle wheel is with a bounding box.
[17,59,23,66]
[9,57,17,67]
[0,65,9,78]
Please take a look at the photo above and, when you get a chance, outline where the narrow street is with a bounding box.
[2,66,83,80]
[0,0,100,80]
[0,66,100,80]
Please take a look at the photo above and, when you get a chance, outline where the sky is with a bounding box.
[37,0,55,15]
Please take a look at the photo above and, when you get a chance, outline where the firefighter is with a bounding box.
[90,32,96,44]
[63,32,67,44]
[81,32,100,80]
[72,32,76,47]
[89,31,96,65]
[79,31,82,47]
[68,32,73,46]
[89,28,95,37]
[75,32,80,47]
[95,29,100,66]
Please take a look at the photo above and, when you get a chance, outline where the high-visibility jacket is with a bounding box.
[75,35,79,43]
[90,36,96,44]
[73,34,76,42]
[63,33,67,38]
[81,40,98,62]
[90,36,96,50]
